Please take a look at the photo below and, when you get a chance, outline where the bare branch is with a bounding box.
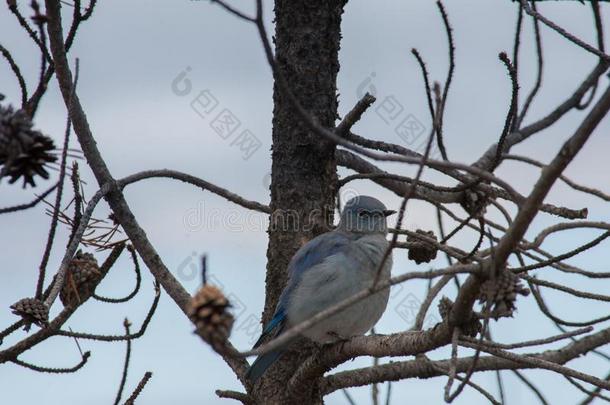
[504,154,610,202]
[0,182,58,214]
[44,0,248,381]
[514,231,610,275]
[244,265,476,359]
[459,340,610,390]
[513,370,550,405]
[117,169,270,213]
[336,93,376,136]
[123,371,152,405]
[322,325,610,394]
[516,2,543,128]
[434,0,455,161]
[459,326,593,350]
[519,0,610,61]
[11,351,90,373]
[0,44,28,106]
[114,319,132,405]
[216,389,254,405]
[35,61,78,299]
[93,246,142,303]
[489,83,610,276]
[57,283,160,341]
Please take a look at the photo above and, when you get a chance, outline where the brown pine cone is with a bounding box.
[188,285,234,352]
[407,229,438,264]
[60,250,101,308]
[437,296,481,337]
[10,297,49,328]
[460,188,490,219]
[438,296,453,321]
[0,104,57,188]
[478,269,530,320]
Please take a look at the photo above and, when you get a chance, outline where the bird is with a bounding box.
[246,195,396,382]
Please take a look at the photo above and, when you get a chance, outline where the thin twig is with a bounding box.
[11,351,90,373]
[93,246,142,303]
[35,59,79,299]
[0,44,28,106]
[459,340,610,390]
[516,1,543,127]
[512,370,550,405]
[0,183,59,214]
[341,389,356,405]
[58,283,160,341]
[124,372,153,405]
[114,319,132,405]
[434,1,455,161]
[504,154,610,202]
[460,326,593,350]
[519,0,610,61]
[243,265,476,358]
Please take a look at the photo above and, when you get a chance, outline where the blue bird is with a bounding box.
[246,195,396,382]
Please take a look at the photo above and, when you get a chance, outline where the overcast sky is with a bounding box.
[1,1,610,404]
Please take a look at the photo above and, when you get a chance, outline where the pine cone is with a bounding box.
[438,296,453,320]
[0,104,57,188]
[188,285,234,352]
[60,250,101,308]
[438,296,481,337]
[478,270,530,320]
[460,188,490,218]
[407,229,438,264]
[10,297,49,328]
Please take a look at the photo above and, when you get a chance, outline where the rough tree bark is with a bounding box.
[257,1,346,403]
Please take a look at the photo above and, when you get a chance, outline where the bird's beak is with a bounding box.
[383,210,397,217]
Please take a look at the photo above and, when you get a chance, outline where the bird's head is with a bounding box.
[338,195,396,234]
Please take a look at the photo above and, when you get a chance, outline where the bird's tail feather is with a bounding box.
[246,349,284,383]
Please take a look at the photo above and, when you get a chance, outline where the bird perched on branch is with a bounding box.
[246,195,396,382]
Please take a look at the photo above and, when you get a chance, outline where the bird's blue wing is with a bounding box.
[278,232,353,307]
[252,231,352,347]
[246,231,353,382]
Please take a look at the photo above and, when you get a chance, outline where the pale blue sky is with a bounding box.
[1,1,610,404]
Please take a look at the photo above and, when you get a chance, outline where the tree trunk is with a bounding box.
[256,0,346,403]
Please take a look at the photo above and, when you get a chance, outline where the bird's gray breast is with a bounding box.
[287,234,393,343]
